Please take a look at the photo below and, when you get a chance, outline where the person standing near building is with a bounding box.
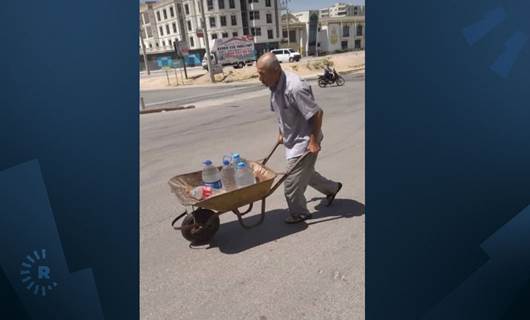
[256,53,342,223]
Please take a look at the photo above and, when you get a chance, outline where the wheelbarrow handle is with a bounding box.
[261,141,281,166]
[267,151,311,197]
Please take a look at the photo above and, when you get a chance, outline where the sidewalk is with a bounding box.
[140,51,365,91]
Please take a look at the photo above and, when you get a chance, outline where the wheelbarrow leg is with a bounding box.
[238,202,254,215]
[233,199,266,229]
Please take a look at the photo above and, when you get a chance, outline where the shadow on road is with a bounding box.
[207,198,364,254]
[305,197,365,226]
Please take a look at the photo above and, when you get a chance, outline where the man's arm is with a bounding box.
[290,81,323,153]
[308,110,323,153]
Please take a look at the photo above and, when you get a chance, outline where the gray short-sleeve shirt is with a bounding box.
[270,71,323,159]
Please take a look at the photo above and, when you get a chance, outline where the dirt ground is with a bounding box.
[140,51,365,90]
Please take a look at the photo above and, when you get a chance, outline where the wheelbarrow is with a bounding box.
[168,142,310,244]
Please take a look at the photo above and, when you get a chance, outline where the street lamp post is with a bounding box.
[140,15,151,75]
[281,0,291,49]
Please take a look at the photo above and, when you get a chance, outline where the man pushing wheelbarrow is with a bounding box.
[169,54,342,244]
[256,53,342,224]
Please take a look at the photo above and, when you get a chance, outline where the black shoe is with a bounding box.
[284,213,311,224]
[326,182,342,207]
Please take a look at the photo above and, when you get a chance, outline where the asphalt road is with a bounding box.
[140,74,365,320]
[141,83,264,107]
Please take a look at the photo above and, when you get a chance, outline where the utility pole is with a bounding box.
[139,15,151,75]
[281,0,290,49]
[199,0,215,83]
[286,7,290,49]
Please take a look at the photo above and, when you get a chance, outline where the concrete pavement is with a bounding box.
[140,75,365,320]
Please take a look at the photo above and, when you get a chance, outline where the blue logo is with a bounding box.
[20,249,58,297]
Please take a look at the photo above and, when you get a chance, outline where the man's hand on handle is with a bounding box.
[308,136,321,154]
[277,132,284,145]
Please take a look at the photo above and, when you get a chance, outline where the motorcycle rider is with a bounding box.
[323,64,334,82]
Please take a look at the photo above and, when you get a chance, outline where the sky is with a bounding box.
[288,0,364,12]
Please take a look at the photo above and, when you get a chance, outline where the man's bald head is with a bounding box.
[257,52,281,72]
[257,52,282,88]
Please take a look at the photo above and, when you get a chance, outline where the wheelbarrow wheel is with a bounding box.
[181,208,220,244]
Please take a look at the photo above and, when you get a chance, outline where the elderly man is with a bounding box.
[257,52,342,223]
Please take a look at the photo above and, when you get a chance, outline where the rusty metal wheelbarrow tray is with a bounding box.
[168,159,278,213]
[168,142,310,243]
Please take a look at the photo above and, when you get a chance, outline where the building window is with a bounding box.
[162,40,166,47]
[211,33,218,39]
[229,0,235,8]
[251,27,261,36]
[231,15,237,26]
[170,6,174,17]
[155,42,159,47]
[266,13,272,23]
[207,0,213,11]
[142,12,150,24]
[172,23,177,33]
[220,16,227,26]
[249,11,260,20]
[248,0,259,3]
[222,32,229,38]
[233,31,238,37]
[267,29,273,39]
[355,39,361,49]
[190,36,195,47]
[356,25,363,36]
[156,11,161,21]
[265,0,271,6]
[343,25,350,37]
[159,26,164,36]
[209,17,216,28]
[166,24,171,34]
[146,26,152,37]
[187,20,192,31]
[341,40,348,50]
[168,39,172,47]
[282,30,288,38]
[185,4,190,15]
[163,9,167,19]
[219,0,225,9]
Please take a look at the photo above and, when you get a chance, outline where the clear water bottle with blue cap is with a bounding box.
[220,157,236,191]
[202,160,222,189]
[235,161,256,188]
[231,153,248,168]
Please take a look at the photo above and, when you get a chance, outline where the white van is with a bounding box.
[270,48,302,63]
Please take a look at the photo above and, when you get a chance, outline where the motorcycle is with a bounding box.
[318,68,345,87]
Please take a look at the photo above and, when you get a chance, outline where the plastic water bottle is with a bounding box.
[235,162,256,188]
[220,159,236,191]
[202,160,222,189]
[190,186,213,200]
[231,153,248,168]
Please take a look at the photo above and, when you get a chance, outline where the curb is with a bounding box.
[140,105,195,115]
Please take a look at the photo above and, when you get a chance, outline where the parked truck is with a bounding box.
[202,36,256,70]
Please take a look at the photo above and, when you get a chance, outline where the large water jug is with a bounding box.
[235,162,256,188]
[202,160,222,189]
[220,159,236,191]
